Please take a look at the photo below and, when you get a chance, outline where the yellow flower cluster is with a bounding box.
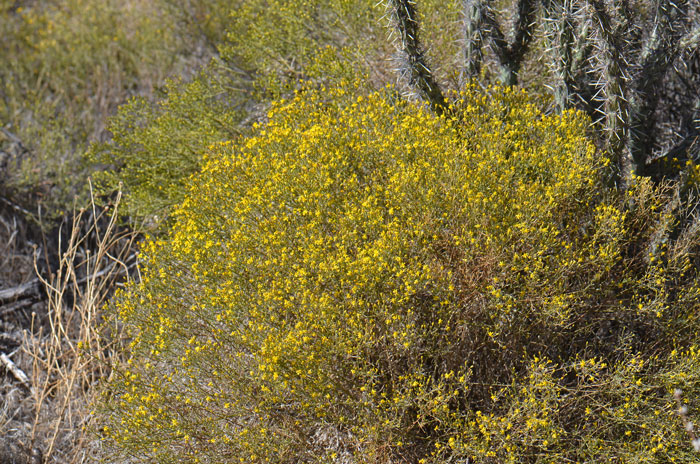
[102,83,700,463]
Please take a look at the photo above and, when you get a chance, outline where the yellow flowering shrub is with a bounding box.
[102,85,700,462]
[89,0,478,224]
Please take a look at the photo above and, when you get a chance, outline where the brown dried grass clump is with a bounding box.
[1,188,136,463]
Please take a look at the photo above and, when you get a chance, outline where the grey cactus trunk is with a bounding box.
[463,0,486,80]
[541,0,593,113]
[461,0,537,86]
[387,0,449,115]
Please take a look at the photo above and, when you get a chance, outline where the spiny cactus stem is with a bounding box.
[388,0,449,115]
[462,0,536,87]
[511,0,537,58]
[629,0,690,172]
[463,0,487,81]
[542,0,577,111]
[587,0,634,185]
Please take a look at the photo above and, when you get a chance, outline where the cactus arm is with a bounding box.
[387,0,449,115]
[462,0,488,81]
[510,0,538,65]
[588,0,633,184]
[462,0,537,86]
[541,0,577,111]
[490,0,538,85]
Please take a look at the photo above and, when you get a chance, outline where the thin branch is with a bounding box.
[0,127,29,153]
[0,195,33,218]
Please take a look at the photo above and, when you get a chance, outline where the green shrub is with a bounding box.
[219,0,473,102]
[89,49,372,223]
[99,84,700,462]
[89,65,247,221]
[160,0,235,48]
[0,0,224,214]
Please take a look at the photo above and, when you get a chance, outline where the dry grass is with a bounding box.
[0,186,136,463]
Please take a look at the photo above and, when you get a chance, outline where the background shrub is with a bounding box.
[89,66,248,222]
[0,0,226,216]
[101,84,700,462]
[0,2,230,461]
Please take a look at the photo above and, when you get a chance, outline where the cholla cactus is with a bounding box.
[462,0,538,86]
[540,0,593,112]
[385,0,449,114]
[389,0,700,185]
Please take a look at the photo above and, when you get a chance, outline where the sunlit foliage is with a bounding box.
[101,84,700,462]
[91,0,468,224]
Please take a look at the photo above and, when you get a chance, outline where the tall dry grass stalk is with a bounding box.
[2,186,136,463]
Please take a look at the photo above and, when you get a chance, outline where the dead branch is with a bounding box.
[0,254,137,312]
[0,279,41,304]
[1,352,30,390]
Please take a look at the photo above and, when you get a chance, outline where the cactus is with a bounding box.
[540,0,595,114]
[388,0,700,185]
[386,0,449,114]
[587,0,634,184]
[462,0,538,86]
[462,0,488,81]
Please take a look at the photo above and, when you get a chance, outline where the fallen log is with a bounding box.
[0,298,35,317]
[0,255,138,311]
